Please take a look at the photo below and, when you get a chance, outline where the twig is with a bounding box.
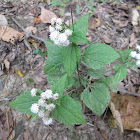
[1,8,18,15]
[12,17,49,43]
[118,89,140,97]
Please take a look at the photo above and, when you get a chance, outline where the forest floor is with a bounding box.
[0,0,140,139]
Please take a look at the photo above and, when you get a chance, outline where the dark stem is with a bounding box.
[70,4,74,31]
[77,62,82,86]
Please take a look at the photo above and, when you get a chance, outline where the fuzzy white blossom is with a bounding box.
[31,88,37,97]
[38,99,45,107]
[54,39,61,46]
[56,18,62,25]
[135,54,140,60]
[53,93,59,100]
[30,103,39,114]
[56,24,62,31]
[51,17,57,25]
[42,117,53,126]
[136,60,140,66]
[130,51,137,58]
[38,110,44,118]
[45,89,53,99]
[50,31,59,41]
[58,33,68,44]
[41,92,47,99]
[65,29,73,36]
[46,103,55,111]
[136,44,140,51]
[49,26,55,33]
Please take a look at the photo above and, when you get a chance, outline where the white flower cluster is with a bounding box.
[30,88,59,126]
[130,44,140,67]
[49,17,73,46]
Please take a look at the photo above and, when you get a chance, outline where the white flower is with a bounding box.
[136,44,140,51]
[135,54,140,60]
[30,103,39,114]
[56,18,62,25]
[58,33,67,44]
[49,26,55,33]
[42,117,53,126]
[31,88,37,97]
[54,39,61,46]
[50,31,59,41]
[38,110,44,118]
[51,17,57,25]
[136,60,140,66]
[53,93,59,100]
[130,51,137,58]
[63,40,70,46]
[56,24,62,31]
[45,103,55,111]
[65,29,73,36]
[41,92,47,99]
[38,99,45,107]
[45,89,53,99]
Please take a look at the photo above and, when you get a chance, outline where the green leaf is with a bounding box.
[52,95,86,125]
[125,60,138,72]
[83,43,120,69]
[87,67,105,79]
[81,83,110,116]
[44,42,63,74]
[51,74,67,97]
[62,44,77,76]
[76,4,81,15]
[113,65,127,85]
[118,49,132,63]
[69,14,90,44]
[9,91,40,115]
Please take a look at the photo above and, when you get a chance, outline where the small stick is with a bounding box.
[1,8,18,15]
[12,17,49,43]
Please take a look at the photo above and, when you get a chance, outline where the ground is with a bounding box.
[0,0,140,139]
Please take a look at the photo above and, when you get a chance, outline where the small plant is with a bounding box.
[9,14,139,127]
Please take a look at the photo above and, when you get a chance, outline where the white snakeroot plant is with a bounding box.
[9,13,139,128]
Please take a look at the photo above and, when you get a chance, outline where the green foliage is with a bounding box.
[113,64,127,85]
[87,67,105,79]
[44,42,64,74]
[69,14,90,44]
[51,74,67,97]
[9,91,40,115]
[81,83,110,116]
[83,43,120,69]
[52,95,86,125]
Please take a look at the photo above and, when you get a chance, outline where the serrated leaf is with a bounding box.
[62,45,77,76]
[87,67,105,79]
[83,43,120,69]
[9,91,40,115]
[44,42,63,74]
[81,83,110,116]
[52,95,86,125]
[51,74,67,97]
[113,65,127,85]
[118,49,132,63]
[124,60,138,72]
[69,14,90,44]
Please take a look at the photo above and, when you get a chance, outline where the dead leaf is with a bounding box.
[34,16,41,24]
[40,7,57,23]
[0,14,8,26]
[129,33,137,48]
[26,114,32,119]
[109,92,140,133]
[132,9,139,26]
[4,59,10,70]
[88,17,100,30]
[15,70,24,77]
[25,26,37,34]
[0,26,24,45]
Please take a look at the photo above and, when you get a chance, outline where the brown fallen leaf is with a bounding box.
[40,7,57,23]
[0,26,24,44]
[132,9,139,26]
[0,14,8,26]
[88,17,100,30]
[109,92,140,133]
[25,26,37,34]
[4,59,10,70]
